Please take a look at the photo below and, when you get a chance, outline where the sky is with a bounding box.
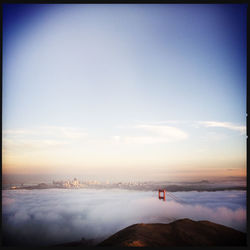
[2,189,246,246]
[2,4,247,182]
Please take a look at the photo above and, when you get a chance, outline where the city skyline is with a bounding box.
[2,4,247,181]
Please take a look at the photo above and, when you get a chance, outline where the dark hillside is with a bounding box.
[98,218,246,247]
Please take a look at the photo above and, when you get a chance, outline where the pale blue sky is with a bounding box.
[2,4,247,180]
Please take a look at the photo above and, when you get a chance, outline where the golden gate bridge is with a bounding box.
[158,189,186,203]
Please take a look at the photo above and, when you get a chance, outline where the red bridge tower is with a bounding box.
[158,189,166,201]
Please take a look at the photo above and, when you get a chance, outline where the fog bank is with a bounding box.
[2,189,246,246]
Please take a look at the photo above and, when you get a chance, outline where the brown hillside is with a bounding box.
[98,218,246,247]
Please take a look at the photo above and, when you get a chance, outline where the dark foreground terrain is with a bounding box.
[55,218,246,247]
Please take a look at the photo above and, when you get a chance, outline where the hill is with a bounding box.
[98,218,246,247]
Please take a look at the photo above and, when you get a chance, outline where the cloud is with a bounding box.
[198,121,246,135]
[133,120,246,135]
[3,126,88,140]
[2,126,88,151]
[135,124,188,138]
[41,126,88,139]
[112,120,246,145]
[114,124,188,144]
[2,189,246,246]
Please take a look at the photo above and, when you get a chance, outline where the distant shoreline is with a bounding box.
[5,184,246,192]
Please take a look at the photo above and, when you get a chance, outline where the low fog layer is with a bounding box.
[2,189,246,246]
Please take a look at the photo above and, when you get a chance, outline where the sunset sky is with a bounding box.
[2,4,247,181]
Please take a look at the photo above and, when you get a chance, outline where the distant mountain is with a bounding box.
[157,185,246,192]
[98,219,246,247]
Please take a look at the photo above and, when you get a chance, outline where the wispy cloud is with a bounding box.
[135,124,188,139]
[3,138,68,149]
[198,121,246,135]
[135,120,246,135]
[3,126,88,139]
[41,126,88,139]
[2,126,88,151]
[113,124,188,144]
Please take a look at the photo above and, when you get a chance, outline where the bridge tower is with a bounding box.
[158,189,166,201]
